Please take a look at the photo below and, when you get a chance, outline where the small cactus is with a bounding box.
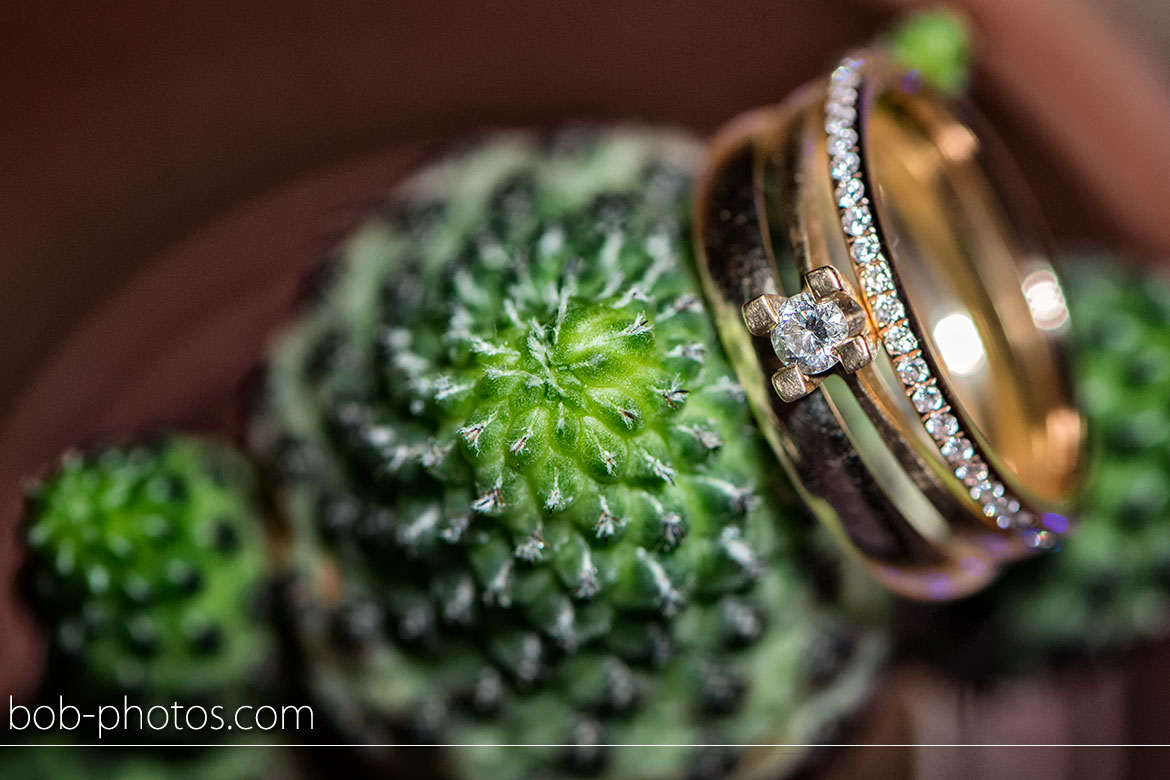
[21,436,275,717]
[885,7,972,97]
[251,129,886,779]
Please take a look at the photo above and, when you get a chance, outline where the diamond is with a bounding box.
[911,384,944,413]
[842,204,871,235]
[987,498,1017,522]
[954,457,989,486]
[970,480,1004,503]
[860,262,893,296]
[832,152,861,181]
[872,293,904,325]
[850,233,881,264]
[925,412,959,440]
[828,84,858,108]
[830,63,861,88]
[940,437,974,463]
[883,325,917,356]
[826,108,854,131]
[826,102,856,125]
[1014,510,1036,528]
[835,177,865,208]
[839,56,864,72]
[828,128,859,156]
[1024,529,1057,550]
[896,356,929,385]
[769,292,850,374]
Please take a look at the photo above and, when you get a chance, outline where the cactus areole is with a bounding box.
[251,129,883,779]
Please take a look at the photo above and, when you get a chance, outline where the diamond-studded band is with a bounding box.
[694,104,1005,601]
[693,49,1085,600]
[821,52,1073,550]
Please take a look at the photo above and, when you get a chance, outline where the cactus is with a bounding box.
[250,129,886,779]
[885,7,971,97]
[21,436,276,720]
[901,261,1170,676]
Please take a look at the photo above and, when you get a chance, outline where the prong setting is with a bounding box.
[833,336,873,373]
[742,267,873,404]
[771,365,816,403]
[806,265,846,296]
[741,294,786,336]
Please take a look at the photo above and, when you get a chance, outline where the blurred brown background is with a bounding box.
[2,1,1169,775]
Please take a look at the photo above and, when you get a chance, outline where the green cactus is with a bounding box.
[885,7,972,97]
[902,261,1170,676]
[250,129,886,779]
[21,436,275,717]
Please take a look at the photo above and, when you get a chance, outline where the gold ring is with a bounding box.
[693,50,1085,599]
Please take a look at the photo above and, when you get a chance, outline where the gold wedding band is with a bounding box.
[693,50,1085,599]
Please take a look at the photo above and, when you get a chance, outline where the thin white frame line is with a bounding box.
[3,743,1170,748]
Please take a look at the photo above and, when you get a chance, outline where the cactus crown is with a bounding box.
[335,133,772,626]
[254,129,882,777]
[23,437,272,706]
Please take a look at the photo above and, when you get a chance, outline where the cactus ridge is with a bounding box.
[22,437,274,713]
[252,129,884,778]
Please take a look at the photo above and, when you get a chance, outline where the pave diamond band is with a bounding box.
[695,47,1083,601]
[823,54,1056,549]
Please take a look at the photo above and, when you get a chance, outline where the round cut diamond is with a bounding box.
[842,204,871,235]
[954,456,989,486]
[970,480,1005,503]
[911,384,944,413]
[835,177,865,208]
[830,63,861,88]
[826,102,856,125]
[828,84,858,107]
[896,355,930,385]
[989,498,1020,524]
[860,262,893,296]
[1024,529,1057,549]
[882,324,917,355]
[925,412,959,440]
[769,292,850,374]
[850,233,881,264]
[872,293,904,325]
[1013,510,1036,529]
[829,127,859,156]
[832,152,861,181]
[940,437,974,463]
[859,261,892,295]
[1000,506,1034,531]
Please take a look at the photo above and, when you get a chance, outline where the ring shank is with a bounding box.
[862,84,1082,507]
[694,105,1004,600]
[693,53,1085,600]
